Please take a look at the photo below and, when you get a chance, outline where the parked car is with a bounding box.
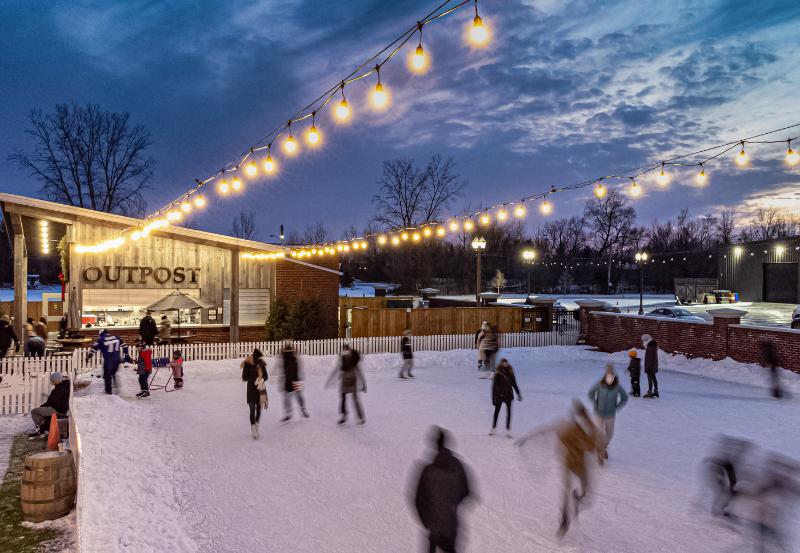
[571,301,620,320]
[792,306,800,329]
[646,307,707,322]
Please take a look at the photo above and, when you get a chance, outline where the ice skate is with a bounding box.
[399,372,407,379]
[28,428,46,439]
[489,428,496,436]
[506,429,512,438]
[251,423,259,439]
[407,372,414,378]
[643,391,653,399]
[652,391,659,397]
[337,416,347,426]
[136,390,145,397]
[280,414,292,423]
[138,391,150,399]
[301,408,309,418]
[556,511,570,539]
[356,418,366,426]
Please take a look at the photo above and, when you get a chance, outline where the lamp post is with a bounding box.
[522,250,535,295]
[635,252,648,315]
[472,237,486,303]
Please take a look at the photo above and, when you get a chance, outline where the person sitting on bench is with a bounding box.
[29,371,70,438]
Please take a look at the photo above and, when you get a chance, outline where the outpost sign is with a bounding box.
[82,266,201,285]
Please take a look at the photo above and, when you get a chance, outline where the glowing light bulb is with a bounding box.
[450,222,458,231]
[515,205,525,217]
[379,236,386,244]
[307,126,319,144]
[40,221,47,227]
[413,233,420,241]
[361,242,367,249]
[392,237,400,245]
[471,15,487,43]
[337,245,343,251]
[657,170,669,185]
[402,233,409,240]
[343,245,350,252]
[181,201,191,212]
[736,150,747,165]
[336,99,349,119]
[246,161,257,176]
[353,243,359,249]
[498,209,506,220]
[219,180,229,193]
[195,195,205,207]
[481,215,489,225]
[131,230,141,241]
[696,169,706,184]
[424,228,431,236]
[631,182,640,195]
[285,136,296,152]
[787,148,799,165]
[437,227,445,236]
[595,184,605,197]
[413,45,425,70]
[264,156,275,172]
[232,176,241,190]
[465,221,473,230]
[542,201,550,213]
[372,83,387,106]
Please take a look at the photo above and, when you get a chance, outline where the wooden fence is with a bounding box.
[350,306,534,338]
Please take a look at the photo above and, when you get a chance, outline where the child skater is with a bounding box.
[627,350,641,397]
[170,349,184,389]
[490,358,522,437]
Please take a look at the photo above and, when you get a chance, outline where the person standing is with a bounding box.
[0,315,20,359]
[490,359,522,437]
[761,340,783,399]
[139,311,158,346]
[327,344,366,426]
[400,329,414,379]
[280,342,308,422]
[170,349,184,390]
[136,343,152,398]
[413,426,472,553]
[241,348,267,439]
[87,330,132,394]
[58,313,69,339]
[587,363,627,463]
[23,317,35,356]
[474,324,485,372]
[627,350,641,397]
[642,334,659,398]
[34,317,48,340]
[159,315,172,341]
[556,400,597,538]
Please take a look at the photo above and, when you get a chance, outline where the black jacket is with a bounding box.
[242,351,267,404]
[627,358,641,378]
[340,349,364,394]
[414,447,471,537]
[282,348,300,393]
[401,336,412,360]
[139,316,158,345]
[644,341,659,374]
[42,380,70,414]
[0,320,20,350]
[492,365,520,404]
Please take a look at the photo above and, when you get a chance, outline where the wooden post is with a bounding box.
[230,249,239,343]
[11,213,27,342]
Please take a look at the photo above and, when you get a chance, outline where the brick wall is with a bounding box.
[276,257,340,339]
[728,325,800,372]
[75,325,266,345]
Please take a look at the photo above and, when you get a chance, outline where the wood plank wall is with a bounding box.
[0,301,43,323]
[350,307,523,338]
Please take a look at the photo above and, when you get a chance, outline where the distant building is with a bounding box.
[718,237,800,303]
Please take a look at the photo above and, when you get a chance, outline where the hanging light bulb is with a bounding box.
[413,44,425,70]
[696,164,706,184]
[481,214,490,225]
[631,180,640,196]
[181,200,191,212]
[471,1,488,45]
[595,183,605,197]
[336,83,349,119]
[232,175,241,190]
[465,221,474,230]
[360,242,367,249]
[657,164,669,185]
[736,142,748,165]
[402,232,409,240]
[308,111,319,144]
[264,156,275,173]
[372,66,387,107]
[378,236,387,244]
[413,233,421,241]
[515,202,525,217]
[542,200,550,213]
[219,169,229,193]
[246,150,257,176]
[437,227,445,236]
[392,236,400,245]
[498,206,507,220]
[787,140,799,165]
[285,123,296,152]
[195,195,205,207]
[450,221,459,231]
[131,230,141,241]
[423,228,431,236]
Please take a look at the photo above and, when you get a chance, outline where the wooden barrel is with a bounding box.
[21,450,76,523]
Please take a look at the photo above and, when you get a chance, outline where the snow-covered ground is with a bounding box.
[70,347,800,552]
[0,285,61,302]
[339,281,395,297]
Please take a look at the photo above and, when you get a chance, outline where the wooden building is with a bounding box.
[1,193,340,343]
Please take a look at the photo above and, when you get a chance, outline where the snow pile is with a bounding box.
[74,393,198,552]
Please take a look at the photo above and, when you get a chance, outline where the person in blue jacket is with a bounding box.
[87,330,132,394]
[587,363,627,464]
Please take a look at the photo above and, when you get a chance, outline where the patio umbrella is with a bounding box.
[146,290,215,335]
[67,286,81,331]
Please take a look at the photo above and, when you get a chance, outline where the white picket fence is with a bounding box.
[2,330,578,414]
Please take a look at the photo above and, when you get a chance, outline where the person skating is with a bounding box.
[138,310,158,346]
[587,363,627,464]
[135,343,152,398]
[170,349,184,389]
[0,315,20,359]
[26,333,46,358]
[761,340,784,399]
[280,342,308,422]
[241,348,267,439]
[28,372,70,438]
[413,426,472,553]
[627,350,641,397]
[400,329,414,379]
[556,400,597,538]
[476,322,497,378]
[490,359,522,437]
[87,330,132,394]
[327,344,366,426]
[642,334,659,398]
[159,315,172,341]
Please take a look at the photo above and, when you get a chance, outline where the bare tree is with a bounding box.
[9,103,155,216]
[285,230,302,245]
[717,211,737,244]
[303,221,333,244]
[419,155,468,223]
[583,190,636,292]
[539,216,586,257]
[232,211,259,240]
[491,270,506,293]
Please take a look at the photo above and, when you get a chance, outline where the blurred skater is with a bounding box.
[761,340,784,399]
[327,344,366,426]
[752,453,800,552]
[170,349,184,389]
[400,329,414,379]
[703,435,752,519]
[280,342,308,422]
[587,363,627,463]
[642,334,659,398]
[413,426,472,553]
[476,322,497,378]
[87,329,132,394]
[0,315,20,359]
[627,350,641,397]
[490,359,522,437]
[556,400,597,538]
[135,342,152,398]
[242,348,267,439]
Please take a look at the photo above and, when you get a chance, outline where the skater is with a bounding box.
[476,322,497,377]
[26,333,46,358]
[556,399,597,538]
[138,310,158,346]
[280,342,308,422]
[241,348,267,438]
[0,315,20,359]
[490,359,522,437]
[587,363,627,463]
[170,349,184,389]
[256,364,268,412]
[642,334,659,398]
[703,435,752,518]
[752,452,800,552]
[413,426,472,553]
[87,330,132,394]
[327,344,366,425]
[627,350,641,397]
[474,324,485,372]
[28,372,70,438]
[135,343,152,398]
[761,340,784,399]
[34,317,48,340]
[400,329,414,379]
[159,314,172,341]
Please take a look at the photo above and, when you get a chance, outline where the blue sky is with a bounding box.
[1,0,799,240]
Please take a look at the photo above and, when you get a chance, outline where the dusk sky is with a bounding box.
[1,0,799,241]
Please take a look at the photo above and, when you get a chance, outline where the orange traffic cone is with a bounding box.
[616,301,619,305]
[47,413,60,450]
[627,308,630,313]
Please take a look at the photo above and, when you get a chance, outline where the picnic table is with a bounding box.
[55,337,93,353]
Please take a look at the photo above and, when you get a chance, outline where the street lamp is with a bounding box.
[522,250,535,295]
[472,237,486,303]
[635,252,648,315]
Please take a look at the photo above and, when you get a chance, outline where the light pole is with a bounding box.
[472,237,486,303]
[522,250,535,295]
[635,252,648,315]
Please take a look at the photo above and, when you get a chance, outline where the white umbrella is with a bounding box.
[68,286,81,331]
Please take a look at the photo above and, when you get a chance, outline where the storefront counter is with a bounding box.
[73,324,267,346]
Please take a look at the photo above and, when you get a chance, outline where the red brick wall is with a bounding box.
[276,257,340,339]
[75,325,265,345]
[728,325,800,373]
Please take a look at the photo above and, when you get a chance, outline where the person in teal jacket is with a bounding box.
[588,363,628,464]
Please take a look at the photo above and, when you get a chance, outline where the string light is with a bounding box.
[595,183,605,197]
[361,241,367,248]
[464,221,473,230]
[413,24,426,70]
[131,230,141,241]
[353,243,359,249]
[471,1,488,44]
[498,206,506,220]
[542,201,550,213]
[437,227,445,236]
[264,145,275,172]
[515,202,524,217]
[450,221,458,231]
[696,164,706,184]
[788,140,799,165]
[372,65,387,106]
[481,214,489,225]
[631,180,640,196]
[285,122,296,152]
[246,150,257,176]
[232,173,241,190]
[402,232,409,240]
[343,245,350,252]
[308,112,319,144]
[736,142,748,165]
[181,200,191,212]
[423,228,432,236]
[195,194,205,207]
[379,236,387,244]
[219,169,229,193]
[336,83,349,119]
[413,233,421,241]
[392,236,400,245]
[657,163,669,185]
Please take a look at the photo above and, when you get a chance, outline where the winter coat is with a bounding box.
[242,352,267,404]
[627,358,641,379]
[401,336,413,360]
[139,316,158,345]
[340,349,365,394]
[170,359,183,379]
[588,376,628,419]
[557,416,596,479]
[42,380,70,414]
[34,322,48,340]
[492,365,521,404]
[282,348,301,393]
[0,320,20,350]
[644,340,659,374]
[414,447,471,537]
[159,318,172,339]
[136,349,152,375]
[477,328,498,354]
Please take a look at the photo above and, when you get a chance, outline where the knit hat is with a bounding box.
[604,363,615,376]
[51,372,63,383]
[641,334,652,343]
[628,350,638,358]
